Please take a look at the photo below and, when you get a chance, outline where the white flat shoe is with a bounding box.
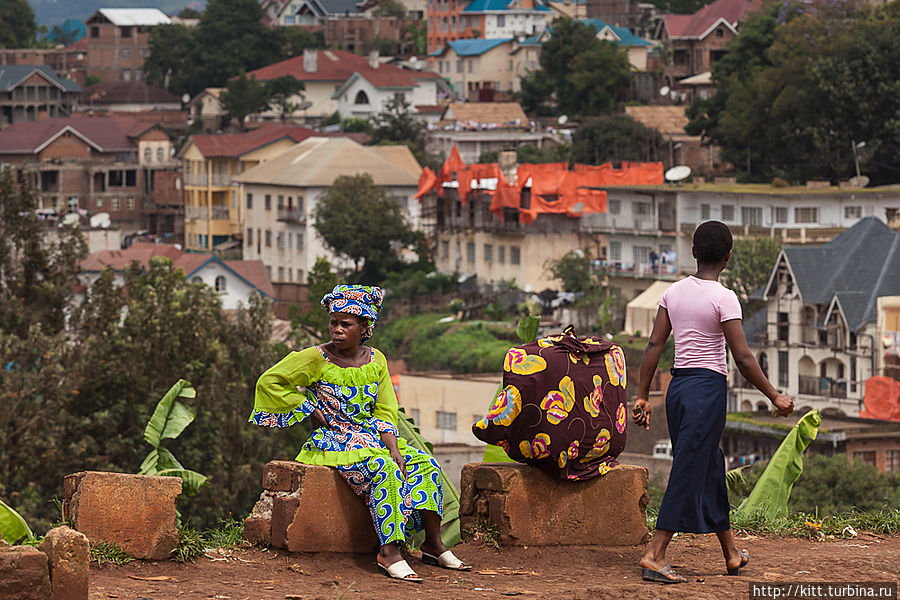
[377,558,423,582]
[421,550,473,571]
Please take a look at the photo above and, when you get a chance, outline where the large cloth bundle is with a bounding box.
[473,332,628,481]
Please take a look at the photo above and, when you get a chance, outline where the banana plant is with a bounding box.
[139,379,208,496]
[0,498,33,545]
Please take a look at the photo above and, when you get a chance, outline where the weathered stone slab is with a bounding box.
[39,526,89,600]
[244,460,377,553]
[63,471,181,560]
[0,545,51,600]
[459,462,649,546]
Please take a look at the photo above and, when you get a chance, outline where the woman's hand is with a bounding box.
[771,393,794,417]
[632,397,651,430]
[380,431,407,480]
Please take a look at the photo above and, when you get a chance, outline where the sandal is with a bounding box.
[377,558,423,583]
[641,563,686,584]
[727,549,750,576]
[421,550,473,571]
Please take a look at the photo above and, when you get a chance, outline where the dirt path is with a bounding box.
[89,533,900,600]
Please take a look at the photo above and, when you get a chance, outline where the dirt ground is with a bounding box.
[88,532,900,600]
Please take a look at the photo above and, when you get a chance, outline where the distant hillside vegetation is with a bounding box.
[28,0,206,26]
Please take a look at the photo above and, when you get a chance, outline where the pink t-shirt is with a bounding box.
[659,276,742,376]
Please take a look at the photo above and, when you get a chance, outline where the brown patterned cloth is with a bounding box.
[473,332,628,481]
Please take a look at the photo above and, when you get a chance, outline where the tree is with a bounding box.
[373,0,407,19]
[0,0,37,48]
[290,257,339,341]
[144,24,196,96]
[178,6,203,19]
[570,115,664,165]
[544,248,601,298]
[313,173,421,283]
[370,97,440,169]
[265,75,306,122]
[721,236,781,312]
[276,27,325,59]
[220,73,270,130]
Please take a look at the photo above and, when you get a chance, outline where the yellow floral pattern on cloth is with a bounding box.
[615,402,627,434]
[558,439,580,468]
[520,432,551,459]
[605,345,627,388]
[583,374,604,418]
[540,376,575,424]
[537,335,565,348]
[504,347,548,375]
[581,428,611,462]
[476,385,522,428]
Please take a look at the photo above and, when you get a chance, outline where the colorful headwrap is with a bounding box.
[321,284,384,342]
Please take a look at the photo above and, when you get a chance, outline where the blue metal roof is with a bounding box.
[462,0,551,13]
[441,37,514,56]
[579,18,652,46]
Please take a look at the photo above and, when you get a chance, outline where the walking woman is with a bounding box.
[633,221,793,583]
[251,285,470,582]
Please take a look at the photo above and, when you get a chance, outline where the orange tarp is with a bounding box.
[414,167,436,199]
[859,376,900,422]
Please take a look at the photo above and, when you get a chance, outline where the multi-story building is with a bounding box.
[0,117,180,235]
[731,218,900,417]
[179,125,325,252]
[74,81,187,131]
[426,0,552,55]
[84,9,171,84]
[234,136,422,284]
[0,65,81,128]
[0,45,88,87]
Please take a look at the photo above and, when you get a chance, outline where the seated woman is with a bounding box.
[250,285,470,582]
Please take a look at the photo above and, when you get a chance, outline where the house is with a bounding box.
[74,81,187,130]
[179,125,327,253]
[79,242,275,311]
[730,218,900,417]
[585,0,656,37]
[430,38,519,95]
[0,44,88,88]
[323,17,420,55]
[545,0,588,19]
[187,88,227,132]
[0,65,81,128]
[276,0,363,25]
[623,105,717,173]
[233,136,421,284]
[426,0,552,55]
[84,9,172,83]
[655,0,759,90]
[245,49,446,122]
[579,18,653,71]
[0,116,181,237]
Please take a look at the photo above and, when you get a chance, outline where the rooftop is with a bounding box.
[246,50,440,87]
[662,0,759,39]
[0,116,151,154]
[184,125,326,159]
[79,81,180,105]
[0,65,81,93]
[432,38,513,57]
[88,8,172,26]
[624,105,691,138]
[580,19,652,46]
[461,0,551,12]
[440,102,529,127]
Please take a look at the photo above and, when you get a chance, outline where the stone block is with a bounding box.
[242,517,271,546]
[0,545,51,599]
[245,461,377,553]
[39,526,89,600]
[63,471,182,560]
[459,462,649,546]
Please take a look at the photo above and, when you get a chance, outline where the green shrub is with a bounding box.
[788,454,900,514]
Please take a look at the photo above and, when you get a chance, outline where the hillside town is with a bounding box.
[2,0,900,596]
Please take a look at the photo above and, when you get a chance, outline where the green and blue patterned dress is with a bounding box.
[251,346,443,546]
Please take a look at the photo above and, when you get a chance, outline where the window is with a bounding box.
[277,194,284,209]
[510,245,521,264]
[498,245,506,263]
[609,240,622,261]
[156,147,163,162]
[122,48,131,59]
[277,233,284,249]
[247,228,253,246]
[436,411,457,430]
[850,355,857,393]
[497,14,505,26]
[265,195,271,210]
[721,204,735,221]
[410,408,420,424]
[265,230,272,247]
[774,206,788,223]
[467,60,473,73]
[67,196,78,213]
[887,450,900,472]
[795,207,818,223]
[466,242,475,262]
[778,350,788,388]
[95,197,102,208]
[91,26,99,38]
[777,312,789,342]
[354,90,369,105]
[278,266,284,281]
[853,451,876,467]
[844,205,861,219]
[126,197,134,210]
[111,196,120,211]
[509,59,513,71]
[191,276,202,284]
[608,199,620,214]
[456,60,463,73]
[633,245,651,265]
[246,193,253,209]
[214,276,226,293]
[742,206,762,227]
[122,69,131,81]
[144,148,151,162]
[441,240,449,258]
[121,26,132,38]
[484,244,493,262]
[296,232,304,250]
[634,201,652,216]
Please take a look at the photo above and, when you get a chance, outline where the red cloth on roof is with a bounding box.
[859,376,900,422]
[414,167,436,200]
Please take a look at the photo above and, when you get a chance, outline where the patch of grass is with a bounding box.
[463,519,502,552]
[173,519,248,563]
[203,518,245,549]
[90,541,133,567]
[730,508,900,538]
[172,525,205,563]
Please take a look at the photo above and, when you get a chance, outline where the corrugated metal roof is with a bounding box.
[462,0,550,12]
[580,19,652,46]
[0,65,81,92]
[96,8,172,26]
[442,38,513,56]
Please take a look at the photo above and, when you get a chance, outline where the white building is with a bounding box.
[234,137,422,283]
[460,0,554,39]
[333,66,446,119]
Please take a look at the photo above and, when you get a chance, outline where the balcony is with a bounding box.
[277,208,306,224]
[799,375,847,399]
[595,260,679,280]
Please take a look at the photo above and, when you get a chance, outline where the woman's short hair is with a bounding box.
[693,220,733,264]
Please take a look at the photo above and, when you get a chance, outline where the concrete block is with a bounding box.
[460,462,649,546]
[0,545,51,599]
[63,471,181,560]
[39,526,89,600]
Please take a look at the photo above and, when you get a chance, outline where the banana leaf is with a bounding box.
[157,468,209,496]
[143,380,196,447]
[397,406,460,547]
[735,409,822,521]
[0,498,32,545]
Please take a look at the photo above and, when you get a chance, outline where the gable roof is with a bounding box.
[462,0,551,12]
[88,9,172,26]
[431,38,513,57]
[624,105,690,137]
[661,0,758,39]
[768,217,900,330]
[233,136,421,187]
[288,0,363,17]
[580,19,652,46]
[0,117,145,154]
[0,65,81,93]
[80,81,180,105]
[440,102,528,126]
[183,125,326,159]
[246,50,440,86]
